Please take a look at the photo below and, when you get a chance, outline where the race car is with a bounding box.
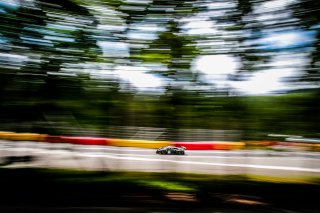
[156,146,186,155]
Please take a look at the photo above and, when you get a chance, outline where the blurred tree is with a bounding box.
[0,0,102,133]
[140,20,199,81]
[290,0,320,82]
[226,0,272,74]
[112,0,202,134]
[0,0,319,139]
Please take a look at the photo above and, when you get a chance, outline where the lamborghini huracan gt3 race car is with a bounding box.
[156,146,186,155]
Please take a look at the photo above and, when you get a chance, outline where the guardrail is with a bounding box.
[0,131,319,151]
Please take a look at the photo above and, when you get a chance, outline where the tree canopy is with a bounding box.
[0,0,319,139]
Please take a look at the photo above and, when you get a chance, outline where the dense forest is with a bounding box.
[0,0,319,140]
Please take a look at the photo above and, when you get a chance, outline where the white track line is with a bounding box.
[3,148,320,161]
[65,152,320,173]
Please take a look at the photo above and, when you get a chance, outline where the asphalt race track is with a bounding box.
[1,140,320,177]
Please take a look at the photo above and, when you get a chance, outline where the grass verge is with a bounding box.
[0,168,319,211]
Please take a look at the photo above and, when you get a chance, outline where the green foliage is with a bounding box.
[0,0,319,140]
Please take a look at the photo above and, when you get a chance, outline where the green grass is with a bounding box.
[136,180,196,192]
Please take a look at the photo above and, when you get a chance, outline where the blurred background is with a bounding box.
[1,1,320,212]
[0,0,319,141]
